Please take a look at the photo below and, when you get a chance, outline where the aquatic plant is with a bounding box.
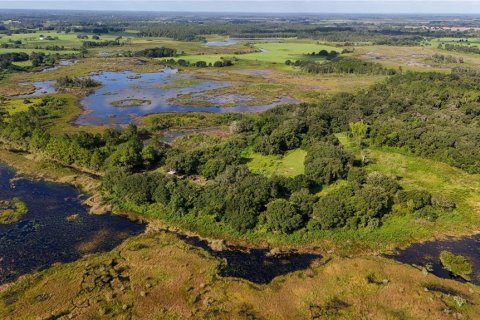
[0,197,28,224]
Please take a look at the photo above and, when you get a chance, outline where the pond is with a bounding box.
[204,39,240,46]
[388,235,480,285]
[167,230,320,284]
[20,68,296,126]
[18,80,56,97]
[0,163,145,285]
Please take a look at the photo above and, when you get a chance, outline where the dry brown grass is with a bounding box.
[1,231,478,320]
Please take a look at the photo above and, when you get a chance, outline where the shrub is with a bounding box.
[396,189,432,211]
[312,195,351,229]
[263,199,303,234]
[290,189,317,217]
[414,206,438,221]
[431,194,456,210]
[304,142,352,185]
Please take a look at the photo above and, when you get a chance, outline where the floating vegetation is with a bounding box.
[127,74,142,79]
[0,198,28,224]
[111,98,152,108]
[440,250,473,281]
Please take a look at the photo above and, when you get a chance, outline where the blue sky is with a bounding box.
[0,1,479,14]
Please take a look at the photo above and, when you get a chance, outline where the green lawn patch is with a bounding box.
[244,148,306,178]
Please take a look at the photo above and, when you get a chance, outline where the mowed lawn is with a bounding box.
[244,148,306,177]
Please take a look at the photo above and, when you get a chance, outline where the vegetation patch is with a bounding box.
[0,97,41,115]
[0,197,28,224]
[111,98,152,108]
[439,251,473,281]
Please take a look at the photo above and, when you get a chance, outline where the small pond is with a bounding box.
[167,230,320,284]
[18,80,56,98]
[0,163,145,284]
[389,235,480,285]
[204,39,240,46]
[20,68,296,126]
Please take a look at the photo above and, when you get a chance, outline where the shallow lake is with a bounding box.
[389,235,480,285]
[21,68,296,126]
[0,163,145,284]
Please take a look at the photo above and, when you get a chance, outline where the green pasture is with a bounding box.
[173,41,339,64]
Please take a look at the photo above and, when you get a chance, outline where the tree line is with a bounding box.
[291,57,399,75]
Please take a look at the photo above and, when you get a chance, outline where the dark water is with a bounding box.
[389,235,480,284]
[20,68,296,126]
[0,163,145,284]
[169,231,320,284]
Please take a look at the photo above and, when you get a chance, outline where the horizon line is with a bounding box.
[1,8,480,16]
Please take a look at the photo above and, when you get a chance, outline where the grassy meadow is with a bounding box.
[244,148,306,178]
[175,40,339,65]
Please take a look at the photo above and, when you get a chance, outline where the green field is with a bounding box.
[429,37,480,47]
[173,41,339,64]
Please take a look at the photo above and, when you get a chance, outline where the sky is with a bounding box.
[0,0,479,14]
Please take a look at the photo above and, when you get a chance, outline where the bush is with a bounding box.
[431,194,456,210]
[354,185,390,224]
[304,142,352,186]
[414,206,438,221]
[289,189,317,217]
[263,199,304,234]
[312,195,351,230]
[396,189,432,211]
